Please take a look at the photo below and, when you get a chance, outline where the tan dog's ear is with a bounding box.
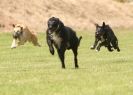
[20,27,23,31]
[12,24,15,28]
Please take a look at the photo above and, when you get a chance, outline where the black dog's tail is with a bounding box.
[78,36,82,46]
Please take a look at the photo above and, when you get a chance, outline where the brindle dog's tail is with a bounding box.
[78,36,82,46]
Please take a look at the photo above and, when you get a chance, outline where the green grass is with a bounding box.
[0,29,133,95]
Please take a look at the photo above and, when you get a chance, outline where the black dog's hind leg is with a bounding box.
[72,47,79,68]
[57,48,66,69]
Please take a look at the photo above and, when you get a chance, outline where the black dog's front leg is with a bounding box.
[90,39,99,49]
[46,32,54,55]
[57,48,65,69]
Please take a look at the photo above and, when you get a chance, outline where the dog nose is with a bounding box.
[13,33,18,39]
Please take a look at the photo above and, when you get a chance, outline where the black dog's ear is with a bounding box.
[102,22,106,28]
[56,17,60,22]
[58,18,64,27]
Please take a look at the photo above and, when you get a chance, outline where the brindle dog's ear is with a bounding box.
[94,23,98,26]
[94,23,99,28]
[102,22,106,28]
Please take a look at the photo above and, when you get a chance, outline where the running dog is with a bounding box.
[46,17,82,68]
[11,24,41,48]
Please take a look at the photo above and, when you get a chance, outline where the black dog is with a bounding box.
[46,17,82,69]
[91,22,120,52]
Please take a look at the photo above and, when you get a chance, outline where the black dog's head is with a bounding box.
[95,22,106,39]
[47,17,64,32]
[12,24,23,39]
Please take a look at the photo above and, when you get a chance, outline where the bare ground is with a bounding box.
[0,0,133,32]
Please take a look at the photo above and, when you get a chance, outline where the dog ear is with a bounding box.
[56,17,60,22]
[94,23,99,28]
[20,27,23,31]
[58,18,64,27]
[12,24,15,28]
[102,22,105,28]
[94,23,98,27]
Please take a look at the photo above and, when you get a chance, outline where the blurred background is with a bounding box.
[0,0,133,32]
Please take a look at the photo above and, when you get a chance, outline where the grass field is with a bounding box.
[0,29,133,95]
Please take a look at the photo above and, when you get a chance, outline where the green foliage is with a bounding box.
[0,30,133,95]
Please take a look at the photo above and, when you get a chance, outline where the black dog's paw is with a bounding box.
[90,45,95,50]
[109,50,113,52]
[96,49,100,52]
[108,48,114,52]
[117,48,120,52]
[50,48,54,55]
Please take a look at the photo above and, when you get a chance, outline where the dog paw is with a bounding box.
[11,46,16,49]
[108,49,114,52]
[96,49,99,52]
[117,49,120,52]
[90,46,95,50]
[50,49,54,55]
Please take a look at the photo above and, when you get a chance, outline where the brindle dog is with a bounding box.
[91,22,120,52]
[46,17,82,69]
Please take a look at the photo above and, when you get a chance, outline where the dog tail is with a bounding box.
[78,36,82,46]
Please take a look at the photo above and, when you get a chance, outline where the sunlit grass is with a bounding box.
[0,29,133,95]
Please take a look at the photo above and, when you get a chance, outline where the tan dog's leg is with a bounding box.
[11,39,17,48]
[31,34,41,47]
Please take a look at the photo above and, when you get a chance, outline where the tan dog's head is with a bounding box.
[12,24,23,39]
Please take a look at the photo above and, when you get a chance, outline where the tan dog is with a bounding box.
[11,24,41,48]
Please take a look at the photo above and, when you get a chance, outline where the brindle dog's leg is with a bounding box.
[107,44,113,52]
[111,41,120,52]
[90,39,99,49]
[96,42,106,51]
[105,41,113,52]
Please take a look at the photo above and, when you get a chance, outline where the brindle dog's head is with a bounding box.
[95,22,106,39]
[47,17,64,33]
[12,24,23,39]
